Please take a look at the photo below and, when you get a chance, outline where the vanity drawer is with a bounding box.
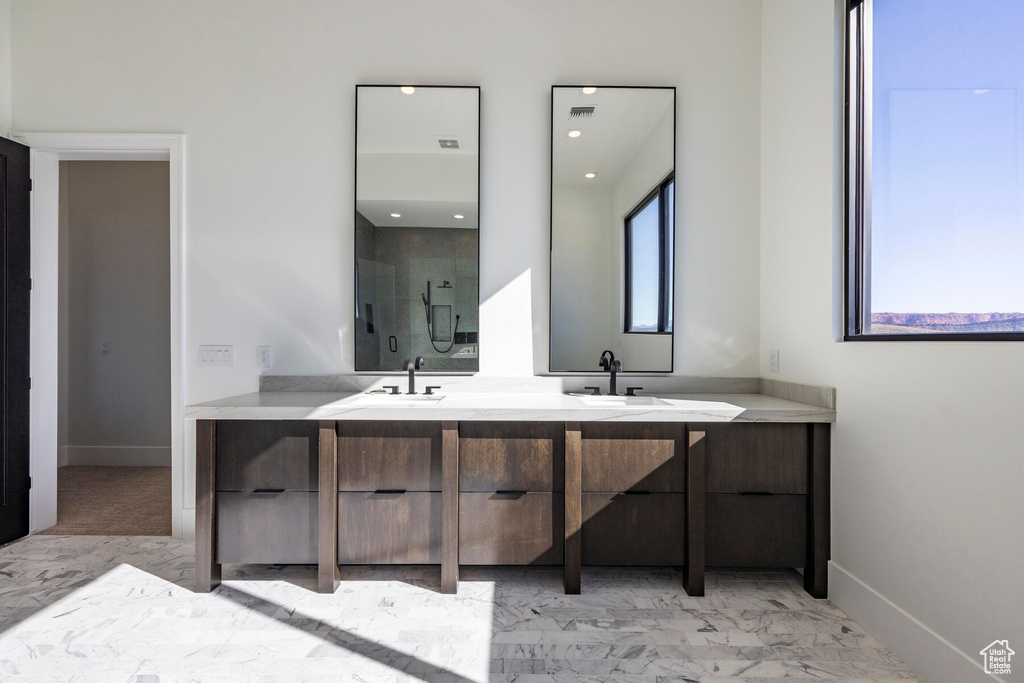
[338,492,441,564]
[459,422,564,492]
[706,494,807,567]
[215,491,317,564]
[459,492,564,565]
[216,420,319,492]
[338,421,442,491]
[581,493,686,565]
[705,424,808,494]
[581,423,685,493]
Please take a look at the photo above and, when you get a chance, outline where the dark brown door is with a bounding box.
[0,135,31,547]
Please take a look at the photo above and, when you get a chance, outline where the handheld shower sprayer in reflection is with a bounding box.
[421,280,460,354]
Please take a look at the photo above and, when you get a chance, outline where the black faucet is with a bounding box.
[403,356,425,394]
[598,352,621,395]
[607,359,622,395]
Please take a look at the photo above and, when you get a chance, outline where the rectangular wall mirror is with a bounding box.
[549,86,675,373]
[355,85,480,372]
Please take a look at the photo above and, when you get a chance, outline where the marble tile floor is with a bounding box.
[0,535,924,683]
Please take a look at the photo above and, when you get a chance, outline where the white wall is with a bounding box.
[11,0,763,533]
[550,184,612,371]
[0,0,10,137]
[760,3,1024,682]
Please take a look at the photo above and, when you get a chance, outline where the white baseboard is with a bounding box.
[66,446,171,467]
[829,561,1003,683]
[58,446,69,468]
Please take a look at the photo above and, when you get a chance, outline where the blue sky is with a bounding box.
[871,0,1024,313]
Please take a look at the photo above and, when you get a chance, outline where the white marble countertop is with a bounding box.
[186,391,835,423]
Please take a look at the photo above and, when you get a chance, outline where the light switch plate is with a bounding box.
[199,345,234,366]
[768,349,780,372]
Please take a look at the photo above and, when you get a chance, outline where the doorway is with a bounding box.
[16,133,186,540]
[37,161,172,536]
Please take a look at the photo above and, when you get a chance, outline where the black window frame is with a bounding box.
[845,0,1024,342]
[624,173,674,335]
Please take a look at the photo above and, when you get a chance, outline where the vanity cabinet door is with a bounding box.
[216,491,318,564]
[706,494,807,567]
[338,492,441,564]
[459,422,564,492]
[216,421,320,492]
[337,421,442,491]
[705,424,808,494]
[581,423,685,493]
[458,492,564,565]
[581,493,686,565]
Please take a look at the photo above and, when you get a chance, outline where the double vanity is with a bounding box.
[188,380,834,600]
[190,84,833,601]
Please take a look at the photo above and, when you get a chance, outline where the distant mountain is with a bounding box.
[870,312,1024,333]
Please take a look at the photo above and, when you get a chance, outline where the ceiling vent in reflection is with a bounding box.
[569,106,596,119]
[435,137,461,150]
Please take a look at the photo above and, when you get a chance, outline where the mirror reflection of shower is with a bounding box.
[353,85,480,372]
[421,280,460,353]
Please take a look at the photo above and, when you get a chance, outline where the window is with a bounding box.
[624,174,674,333]
[846,0,1024,340]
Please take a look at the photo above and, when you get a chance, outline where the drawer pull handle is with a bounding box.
[374,489,406,495]
[620,491,652,495]
[496,490,528,495]
[739,491,773,496]
[251,489,286,495]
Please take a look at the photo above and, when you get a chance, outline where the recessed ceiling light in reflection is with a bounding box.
[584,172,597,179]
[400,86,415,95]
[390,213,401,218]
[453,214,464,219]
[581,87,597,95]
[567,129,582,138]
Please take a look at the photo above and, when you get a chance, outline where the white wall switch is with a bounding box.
[768,349,780,372]
[256,345,272,368]
[199,345,234,366]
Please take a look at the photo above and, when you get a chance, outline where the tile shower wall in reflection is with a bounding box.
[356,217,478,371]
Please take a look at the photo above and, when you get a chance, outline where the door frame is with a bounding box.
[12,133,186,538]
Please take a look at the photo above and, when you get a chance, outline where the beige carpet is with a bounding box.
[38,466,172,536]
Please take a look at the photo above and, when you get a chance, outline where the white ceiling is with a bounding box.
[357,199,478,229]
[552,87,673,188]
[356,86,479,227]
[357,86,479,155]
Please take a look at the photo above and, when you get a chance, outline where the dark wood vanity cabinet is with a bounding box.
[336,421,443,565]
[703,423,831,598]
[579,423,686,566]
[457,422,564,565]
[196,417,829,600]
[704,423,808,568]
[215,420,320,565]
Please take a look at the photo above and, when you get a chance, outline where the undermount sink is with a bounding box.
[572,394,669,407]
[350,393,444,406]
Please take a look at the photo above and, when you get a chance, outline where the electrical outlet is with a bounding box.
[100,340,110,355]
[257,346,272,368]
[768,349,780,372]
[199,345,234,366]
